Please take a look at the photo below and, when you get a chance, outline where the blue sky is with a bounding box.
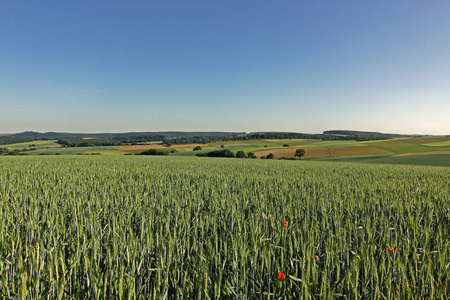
[1,1,449,134]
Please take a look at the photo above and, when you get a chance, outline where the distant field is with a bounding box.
[2,137,449,166]
[330,146,392,157]
[252,148,297,159]
[3,140,60,149]
[395,150,450,156]
[304,147,330,159]
[115,144,211,151]
[302,140,364,148]
[28,146,120,155]
[366,140,436,153]
[265,139,317,146]
[82,150,128,155]
[423,140,450,147]
[399,137,450,145]
[116,145,169,150]
[333,154,450,167]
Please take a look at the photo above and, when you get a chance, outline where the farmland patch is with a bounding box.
[330,146,391,157]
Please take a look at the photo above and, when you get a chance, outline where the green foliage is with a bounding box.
[205,149,235,158]
[236,150,246,158]
[137,149,171,156]
[57,137,121,147]
[0,136,34,145]
[0,156,448,298]
[266,153,275,159]
[193,146,202,151]
[294,148,306,159]
[247,152,257,159]
[283,144,289,147]
[0,147,24,156]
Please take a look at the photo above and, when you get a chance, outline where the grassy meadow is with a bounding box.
[0,156,448,298]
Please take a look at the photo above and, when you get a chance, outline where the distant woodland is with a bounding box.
[0,130,422,147]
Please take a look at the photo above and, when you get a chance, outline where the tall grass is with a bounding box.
[0,156,448,298]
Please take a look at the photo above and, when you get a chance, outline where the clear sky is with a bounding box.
[1,1,449,135]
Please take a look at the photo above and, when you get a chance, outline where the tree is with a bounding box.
[247,152,257,159]
[236,151,246,158]
[266,153,275,159]
[220,144,225,148]
[294,149,306,159]
[193,146,202,151]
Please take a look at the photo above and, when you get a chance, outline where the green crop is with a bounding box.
[0,156,448,298]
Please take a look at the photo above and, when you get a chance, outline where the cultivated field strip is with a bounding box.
[0,156,448,299]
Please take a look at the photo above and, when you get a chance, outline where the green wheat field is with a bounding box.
[0,156,448,299]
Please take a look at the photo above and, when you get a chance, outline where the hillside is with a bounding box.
[323,130,426,138]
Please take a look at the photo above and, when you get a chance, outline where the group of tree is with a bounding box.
[195,149,235,158]
[0,147,25,156]
[195,149,259,159]
[57,138,121,147]
[195,149,305,160]
[137,149,176,156]
[160,132,388,146]
[0,136,34,146]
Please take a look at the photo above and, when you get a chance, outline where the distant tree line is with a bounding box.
[7,131,390,149]
[195,150,259,159]
[8,131,245,139]
[164,132,387,145]
[113,135,164,144]
[57,138,121,147]
[57,135,167,147]
[0,136,34,146]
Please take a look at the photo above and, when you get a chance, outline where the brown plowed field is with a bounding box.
[253,148,296,159]
[253,147,330,159]
[304,147,330,159]
[330,146,391,157]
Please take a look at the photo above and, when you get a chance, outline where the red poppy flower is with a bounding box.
[387,247,392,252]
[152,201,156,206]
[314,255,318,260]
[278,271,286,280]
[394,247,398,251]
[284,221,289,227]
